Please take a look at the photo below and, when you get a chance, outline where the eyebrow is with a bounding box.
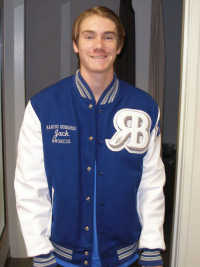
[81,30,117,36]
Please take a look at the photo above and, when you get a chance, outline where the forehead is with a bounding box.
[79,15,117,33]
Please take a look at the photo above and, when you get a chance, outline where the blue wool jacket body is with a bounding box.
[15,72,165,267]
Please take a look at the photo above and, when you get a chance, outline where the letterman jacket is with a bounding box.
[15,71,165,267]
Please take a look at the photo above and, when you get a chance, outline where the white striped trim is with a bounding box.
[54,247,72,260]
[118,246,137,260]
[33,259,57,267]
[117,242,138,261]
[140,255,162,261]
[52,242,73,260]
[140,250,162,262]
[117,243,135,255]
[141,251,161,256]
[108,79,119,103]
[100,79,118,105]
[34,255,55,262]
[33,254,57,267]
[75,71,92,99]
[52,242,73,254]
[76,78,86,98]
[76,70,119,104]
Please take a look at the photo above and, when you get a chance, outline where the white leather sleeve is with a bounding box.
[14,101,54,257]
[137,110,166,250]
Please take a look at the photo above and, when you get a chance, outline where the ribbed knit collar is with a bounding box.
[75,70,119,105]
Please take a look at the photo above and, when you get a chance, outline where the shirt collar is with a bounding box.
[75,70,119,105]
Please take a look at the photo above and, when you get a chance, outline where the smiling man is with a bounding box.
[15,6,165,267]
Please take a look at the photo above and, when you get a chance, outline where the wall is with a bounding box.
[132,0,152,92]
[8,0,120,258]
[162,0,183,144]
[133,0,182,146]
[0,1,5,243]
[25,0,153,100]
[3,0,26,257]
[25,0,120,103]
[0,1,9,264]
[0,0,9,259]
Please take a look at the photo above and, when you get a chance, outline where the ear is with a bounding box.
[117,46,122,55]
[73,41,79,54]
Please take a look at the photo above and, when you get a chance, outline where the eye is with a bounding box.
[104,34,116,41]
[104,36,113,40]
[85,35,93,39]
[82,32,94,40]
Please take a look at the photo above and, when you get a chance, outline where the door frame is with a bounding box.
[170,0,200,266]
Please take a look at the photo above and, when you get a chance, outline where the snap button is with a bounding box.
[89,136,93,141]
[85,251,89,256]
[84,260,88,265]
[86,197,90,201]
[89,104,93,109]
[85,226,90,231]
[87,167,91,171]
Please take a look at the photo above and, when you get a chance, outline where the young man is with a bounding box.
[15,6,165,267]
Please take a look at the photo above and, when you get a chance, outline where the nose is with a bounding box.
[94,37,104,50]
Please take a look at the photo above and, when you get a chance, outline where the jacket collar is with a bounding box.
[75,70,119,105]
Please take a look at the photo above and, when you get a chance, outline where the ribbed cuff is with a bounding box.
[33,252,57,267]
[138,250,163,266]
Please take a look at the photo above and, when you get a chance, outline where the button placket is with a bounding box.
[87,101,95,175]
[96,106,106,247]
[84,102,96,258]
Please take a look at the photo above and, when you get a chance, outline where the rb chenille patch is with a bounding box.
[106,109,151,154]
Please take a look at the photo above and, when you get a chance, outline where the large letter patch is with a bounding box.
[106,109,151,153]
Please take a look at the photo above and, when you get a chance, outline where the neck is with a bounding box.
[80,69,114,103]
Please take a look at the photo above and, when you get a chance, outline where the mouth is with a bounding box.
[91,56,107,59]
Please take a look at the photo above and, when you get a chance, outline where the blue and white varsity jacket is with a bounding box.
[15,71,165,267]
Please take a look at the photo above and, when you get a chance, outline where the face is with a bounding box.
[73,15,122,77]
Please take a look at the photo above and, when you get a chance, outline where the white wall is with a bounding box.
[171,1,200,266]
